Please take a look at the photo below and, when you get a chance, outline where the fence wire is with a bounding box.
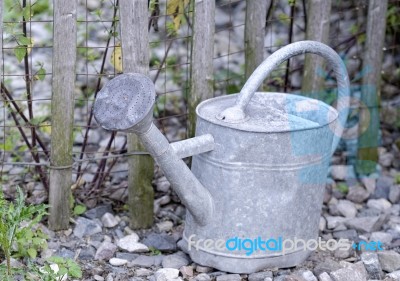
[1,0,399,203]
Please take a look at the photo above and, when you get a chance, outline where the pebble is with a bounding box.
[248,271,273,281]
[378,251,400,272]
[215,274,242,281]
[325,216,347,229]
[156,221,174,232]
[346,185,370,203]
[389,185,400,204]
[330,165,351,181]
[179,265,194,278]
[109,257,128,266]
[84,204,113,219]
[196,265,214,273]
[344,215,386,233]
[142,233,177,252]
[154,268,179,281]
[162,252,190,269]
[318,272,333,281]
[117,233,149,253]
[136,268,152,277]
[94,275,105,281]
[300,270,317,281]
[332,229,358,241]
[129,255,157,268]
[193,273,211,281]
[95,241,117,261]
[116,252,139,261]
[370,231,393,244]
[367,198,392,212]
[101,212,119,228]
[330,267,364,281]
[360,252,384,279]
[387,270,400,279]
[319,216,327,231]
[313,259,342,276]
[73,216,102,238]
[336,200,358,218]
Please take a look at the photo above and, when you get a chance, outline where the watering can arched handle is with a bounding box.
[219,40,350,156]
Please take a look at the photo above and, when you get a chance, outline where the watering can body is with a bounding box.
[93,41,350,273]
[180,92,338,272]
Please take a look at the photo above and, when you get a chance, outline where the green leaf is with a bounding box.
[18,36,31,45]
[37,67,46,81]
[73,204,86,216]
[14,46,26,62]
[47,256,65,264]
[27,248,37,258]
[68,264,82,278]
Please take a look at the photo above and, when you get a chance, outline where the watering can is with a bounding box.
[93,41,350,273]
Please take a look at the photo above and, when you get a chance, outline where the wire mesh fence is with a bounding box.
[0,0,399,204]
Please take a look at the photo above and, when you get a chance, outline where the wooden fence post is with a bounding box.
[188,0,215,138]
[244,0,269,79]
[49,0,77,230]
[120,0,154,229]
[301,0,332,94]
[356,0,388,175]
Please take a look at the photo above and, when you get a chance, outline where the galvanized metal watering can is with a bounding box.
[93,41,350,273]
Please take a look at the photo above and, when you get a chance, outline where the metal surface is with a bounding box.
[93,41,350,273]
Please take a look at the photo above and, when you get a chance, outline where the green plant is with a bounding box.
[336,183,349,194]
[395,174,400,185]
[0,187,48,277]
[24,257,82,281]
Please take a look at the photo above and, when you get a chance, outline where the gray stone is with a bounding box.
[300,270,317,281]
[193,273,211,281]
[156,221,174,232]
[332,229,358,241]
[337,200,358,218]
[142,233,177,252]
[55,247,74,260]
[155,268,179,281]
[373,176,393,200]
[334,246,353,259]
[109,257,128,266]
[330,267,364,281]
[345,214,388,233]
[129,255,156,267]
[196,265,213,273]
[318,272,333,281]
[319,216,327,231]
[215,274,242,281]
[370,232,393,244]
[179,265,194,278]
[78,246,96,260]
[361,252,384,279]
[156,177,171,192]
[313,259,342,276]
[378,251,400,272]
[330,165,351,181]
[101,212,119,228]
[386,270,400,279]
[326,216,347,229]
[346,185,369,203]
[367,199,392,212]
[162,252,190,269]
[389,185,400,204]
[118,234,148,253]
[84,204,113,219]
[116,252,139,261]
[248,271,273,281]
[136,268,152,277]
[95,241,117,261]
[73,216,102,238]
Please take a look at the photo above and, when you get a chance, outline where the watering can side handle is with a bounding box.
[219,40,350,155]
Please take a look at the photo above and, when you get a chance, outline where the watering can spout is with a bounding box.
[93,73,214,226]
